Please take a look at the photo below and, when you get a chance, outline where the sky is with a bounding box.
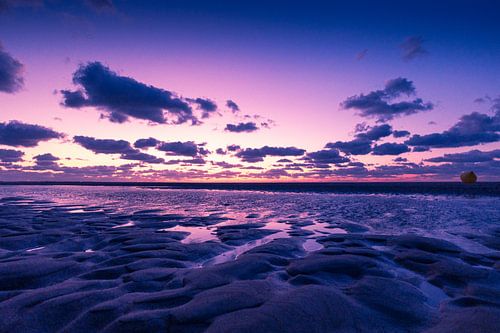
[0,0,499,182]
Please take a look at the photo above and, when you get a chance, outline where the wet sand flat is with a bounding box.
[0,186,499,332]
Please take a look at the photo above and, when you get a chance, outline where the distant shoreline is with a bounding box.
[1,181,499,196]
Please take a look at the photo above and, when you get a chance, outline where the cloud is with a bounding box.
[157,141,207,157]
[0,148,24,163]
[34,153,59,161]
[400,36,427,61]
[32,153,60,169]
[225,122,259,133]
[61,62,198,125]
[356,123,392,141]
[341,77,433,121]
[426,149,500,163]
[134,137,160,149]
[74,135,164,163]
[0,121,62,147]
[212,161,242,169]
[356,49,368,61]
[74,135,133,154]
[236,146,305,163]
[226,100,240,113]
[227,144,241,152]
[326,124,394,155]
[393,130,410,138]
[188,97,217,118]
[393,157,408,163]
[372,143,410,155]
[0,42,24,93]
[120,151,164,164]
[326,138,372,155]
[406,111,500,149]
[304,149,350,165]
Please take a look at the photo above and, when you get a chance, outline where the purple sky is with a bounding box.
[0,0,499,181]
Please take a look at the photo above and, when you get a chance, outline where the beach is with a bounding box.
[0,185,499,332]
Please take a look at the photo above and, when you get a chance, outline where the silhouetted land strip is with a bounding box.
[0,181,499,196]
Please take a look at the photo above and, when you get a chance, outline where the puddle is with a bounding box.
[159,225,218,244]
[111,221,135,228]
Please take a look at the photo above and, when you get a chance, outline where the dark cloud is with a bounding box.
[74,136,134,154]
[393,130,410,138]
[32,153,59,169]
[236,146,305,163]
[393,157,408,163]
[215,148,226,155]
[74,135,164,163]
[61,62,197,125]
[341,77,433,122]
[372,143,410,155]
[188,97,217,118]
[212,161,242,169]
[400,36,428,61]
[276,158,293,163]
[34,153,59,161]
[326,124,395,155]
[157,141,206,157]
[226,144,241,152]
[134,137,160,149]
[406,111,500,149]
[121,151,164,164]
[0,42,24,93]
[412,146,430,152]
[0,148,23,163]
[0,121,62,147]
[384,77,415,96]
[326,138,372,155]
[304,149,350,164]
[226,100,240,113]
[164,157,206,166]
[356,124,392,141]
[426,149,500,163]
[225,122,259,133]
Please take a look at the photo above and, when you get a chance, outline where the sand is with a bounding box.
[0,193,499,333]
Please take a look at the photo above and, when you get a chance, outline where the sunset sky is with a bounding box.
[0,0,499,181]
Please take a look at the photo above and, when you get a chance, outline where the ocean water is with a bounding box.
[0,184,498,254]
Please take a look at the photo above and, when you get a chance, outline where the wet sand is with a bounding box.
[0,188,499,332]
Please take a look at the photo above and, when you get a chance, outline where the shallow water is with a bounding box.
[0,185,498,254]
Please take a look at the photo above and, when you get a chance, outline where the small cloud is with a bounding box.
[356,49,368,61]
[225,122,259,133]
[400,36,428,61]
[226,99,240,113]
[236,146,305,163]
[157,141,208,157]
[0,148,24,163]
